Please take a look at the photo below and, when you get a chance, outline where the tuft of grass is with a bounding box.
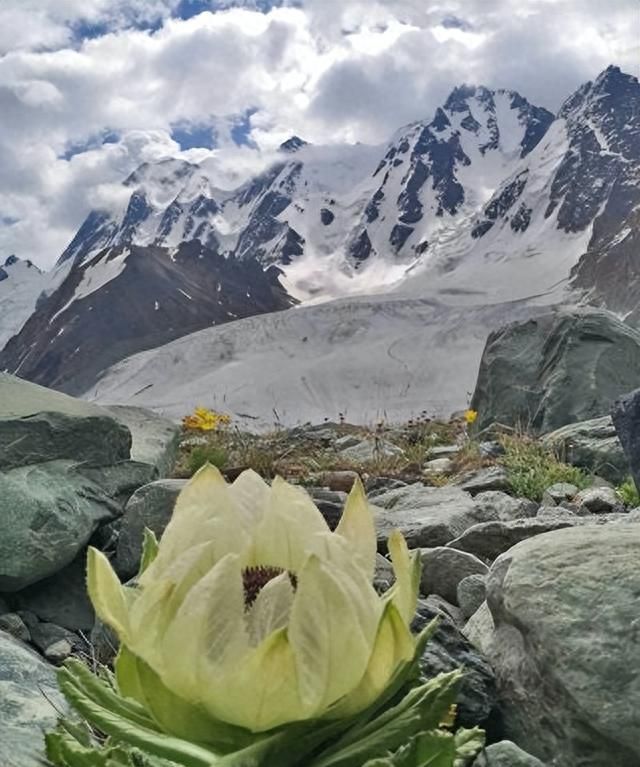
[617,477,640,508]
[500,434,590,502]
[187,445,228,476]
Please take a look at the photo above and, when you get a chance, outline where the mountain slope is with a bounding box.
[0,256,48,350]
[0,242,294,394]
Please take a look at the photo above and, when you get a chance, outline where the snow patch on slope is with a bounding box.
[86,293,549,428]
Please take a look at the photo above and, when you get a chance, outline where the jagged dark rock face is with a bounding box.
[356,84,553,263]
[471,65,639,264]
[471,171,529,237]
[548,66,640,233]
[349,230,373,263]
[566,68,640,316]
[0,241,296,395]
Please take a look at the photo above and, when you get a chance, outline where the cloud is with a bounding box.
[0,0,637,266]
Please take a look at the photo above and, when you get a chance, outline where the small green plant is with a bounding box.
[617,477,640,508]
[500,435,590,502]
[187,444,228,475]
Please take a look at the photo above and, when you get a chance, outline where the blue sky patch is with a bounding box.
[231,108,258,147]
[62,131,120,161]
[171,122,217,150]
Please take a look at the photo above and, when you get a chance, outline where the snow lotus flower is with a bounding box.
[87,465,422,740]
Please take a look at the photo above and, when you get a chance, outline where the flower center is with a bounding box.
[242,566,297,608]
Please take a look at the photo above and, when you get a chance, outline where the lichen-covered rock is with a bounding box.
[0,630,67,767]
[0,461,119,591]
[471,308,640,435]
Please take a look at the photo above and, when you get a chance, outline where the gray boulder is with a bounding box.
[372,484,481,549]
[543,415,627,483]
[0,373,131,470]
[420,547,488,605]
[470,308,640,435]
[473,741,546,766]
[612,388,640,491]
[457,574,487,619]
[115,479,186,578]
[482,526,640,767]
[0,462,119,591]
[0,631,67,767]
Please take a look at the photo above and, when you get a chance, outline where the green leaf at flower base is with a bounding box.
[453,727,485,766]
[360,729,456,766]
[116,646,260,752]
[56,661,223,767]
[307,670,462,767]
[138,528,160,577]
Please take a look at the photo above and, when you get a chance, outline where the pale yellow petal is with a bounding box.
[334,476,376,579]
[330,601,415,718]
[229,469,270,528]
[288,554,380,714]
[140,464,248,585]
[245,572,295,647]
[86,547,131,640]
[385,530,420,625]
[159,553,249,702]
[248,477,329,572]
[128,540,219,662]
[201,628,306,732]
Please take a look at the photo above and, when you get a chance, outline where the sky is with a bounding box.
[0,0,637,268]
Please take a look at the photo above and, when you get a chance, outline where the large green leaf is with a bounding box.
[57,663,222,767]
[307,671,462,767]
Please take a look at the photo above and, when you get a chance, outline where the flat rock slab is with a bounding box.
[0,461,119,591]
[106,405,180,478]
[446,512,635,563]
[483,526,640,766]
[0,374,131,470]
[0,631,67,767]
